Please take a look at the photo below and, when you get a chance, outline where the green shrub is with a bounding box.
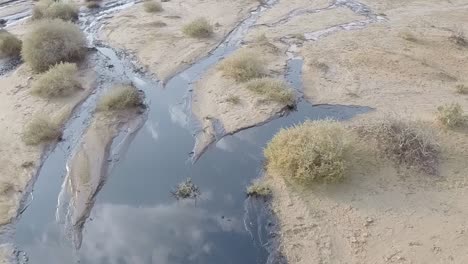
[357,118,439,175]
[97,85,142,111]
[218,49,265,82]
[437,103,464,128]
[246,182,271,197]
[22,116,62,145]
[245,77,295,105]
[182,18,213,38]
[31,62,81,98]
[264,120,351,184]
[22,19,86,72]
[143,0,163,12]
[32,0,78,21]
[0,30,21,57]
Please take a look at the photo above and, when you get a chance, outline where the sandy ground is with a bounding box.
[257,0,468,263]
[99,0,258,82]
[65,107,144,249]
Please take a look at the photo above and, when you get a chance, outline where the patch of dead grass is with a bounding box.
[97,85,143,111]
[218,49,266,82]
[245,77,295,105]
[31,62,82,98]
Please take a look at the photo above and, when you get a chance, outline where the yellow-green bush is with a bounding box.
[21,19,86,72]
[246,181,271,197]
[437,103,464,128]
[218,49,265,82]
[97,85,143,111]
[22,116,62,145]
[32,0,78,21]
[31,62,81,98]
[182,18,213,38]
[245,77,295,105]
[0,30,21,57]
[264,120,351,184]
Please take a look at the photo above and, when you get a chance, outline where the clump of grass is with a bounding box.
[0,30,21,57]
[86,1,100,8]
[292,33,306,41]
[264,120,351,184]
[400,31,418,43]
[22,116,62,146]
[32,0,78,21]
[182,18,213,38]
[357,118,439,175]
[226,95,240,104]
[245,78,295,105]
[246,181,271,197]
[171,178,201,200]
[143,0,163,12]
[22,19,86,72]
[31,62,81,98]
[449,29,468,47]
[456,83,468,94]
[218,50,266,82]
[436,103,464,128]
[97,85,143,111]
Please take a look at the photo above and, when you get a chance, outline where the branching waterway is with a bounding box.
[0,0,374,263]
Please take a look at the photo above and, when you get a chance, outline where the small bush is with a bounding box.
[357,118,439,175]
[245,77,295,105]
[97,85,142,111]
[246,182,271,197]
[264,120,351,184]
[0,30,21,57]
[143,0,163,12]
[449,30,468,47]
[171,178,200,200]
[182,18,213,38]
[31,62,81,98]
[22,19,86,72]
[456,83,468,94]
[22,116,62,145]
[218,50,265,82]
[436,103,464,128]
[32,0,78,21]
[86,1,100,8]
[226,95,240,104]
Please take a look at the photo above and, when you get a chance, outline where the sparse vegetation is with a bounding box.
[32,0,78,21]
[171,178,201,200]
[182,18,213,38]
[437,103,464,128]
[143,0,163,12]
[86,1,100,8]
[219,50,266,82]
[0,30,21,57]
[449,29,467,47]
[31,62,82,98]
[456,83,468,94]
[357,118,439,175]
[292,33,306,41]
[226,95,240,104]
[246,181,271,197]
[400,31,418,43]
[264,120,352,184]
[245,78,295,105]
[97,85,143,111]
[22,19,86,72]
[22,116,62,146]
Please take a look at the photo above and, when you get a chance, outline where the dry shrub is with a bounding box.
[31,62,81,98]
[264,120,352,184]
[456,83,468,94]
[22,116,62,145]
[245,77,295,105]
[86,1,100,8]
[436,103,464,128]
[225,95,240,104]
[357,118,439,175]
[97,85,143,111]
[219,49,265,82]
[143,0,163,12]
[22,19,86,72]
[0,30,21,57]
[182,18,213,38]
[171,178,200,200]
[32,0,78,21]
[449,29,468,47]
[246,181,271,197]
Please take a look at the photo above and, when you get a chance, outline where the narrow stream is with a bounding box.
[1,0,373,263]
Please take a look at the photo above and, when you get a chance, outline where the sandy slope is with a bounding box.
[99,0,258,82]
